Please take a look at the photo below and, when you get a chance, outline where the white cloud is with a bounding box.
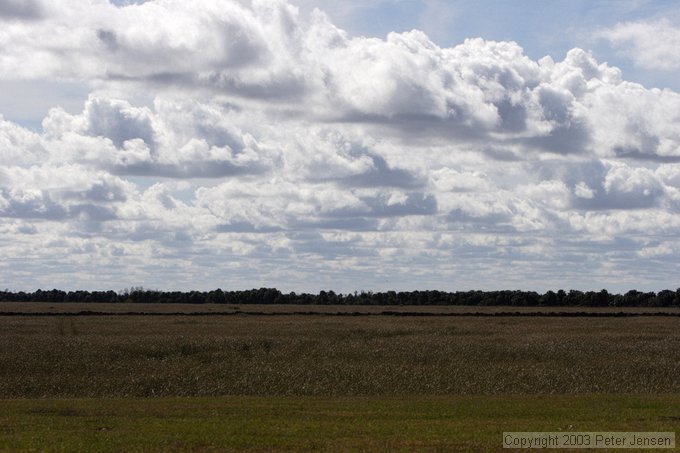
[2,1,679,160]
[0,164,134,222]
[574,182,595,200]
[0,0,47,20]
[0,116,46,165]
[0,0,680,292]
[599,18,680,70]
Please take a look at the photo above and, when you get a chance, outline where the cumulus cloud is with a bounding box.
[37,96,276,178]
[3,1,680,159]
[0,165,133,223]
[599,19,680,70]
[1,0,680,291]
[0,116,46,165]
[0,0,46,20]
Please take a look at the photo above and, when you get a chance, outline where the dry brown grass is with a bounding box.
[1,315,679,398]
[2,302,680,314]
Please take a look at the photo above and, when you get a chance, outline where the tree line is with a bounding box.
[1,287,680,307]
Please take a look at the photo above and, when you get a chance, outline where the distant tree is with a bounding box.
[540,290,557,306]
[656,289,675,307]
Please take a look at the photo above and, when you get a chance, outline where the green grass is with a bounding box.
[1,395,679,452]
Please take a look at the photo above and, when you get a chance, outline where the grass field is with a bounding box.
[1,313,678,451]
[1,395,679,452]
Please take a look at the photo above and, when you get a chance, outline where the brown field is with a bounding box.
[1,314,679,397]
[1,313,679,451]
[2,301,680,315]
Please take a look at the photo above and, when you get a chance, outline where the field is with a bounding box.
[1,311,679,451]
[3,301,680,315]
[2,395,679,452]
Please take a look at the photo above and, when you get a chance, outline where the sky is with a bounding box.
[1,0,680,293]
